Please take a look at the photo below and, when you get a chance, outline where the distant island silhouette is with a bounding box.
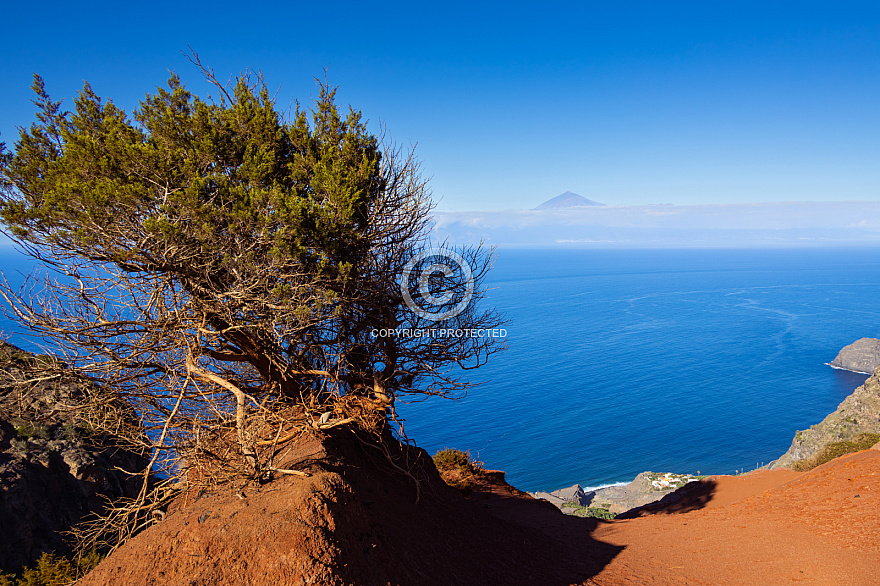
[534,191,605,209]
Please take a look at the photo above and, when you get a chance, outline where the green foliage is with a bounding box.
[13,423,50,441]
[0,551,103,586]
[59,423,79,442]
[433,448,476,472]
[14,424,33,440]
[0,64,505,532]
[791,433,880,472]
[560,503,617,520]
[1,72,378,282]
[0,65,501,415]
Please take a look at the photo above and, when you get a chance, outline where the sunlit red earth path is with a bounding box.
[575,444,880,585]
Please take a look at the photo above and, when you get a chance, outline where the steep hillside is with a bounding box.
[70,355,880,585]
[586,445,880,585]
[771,363,880,469]
[77,426,880,586]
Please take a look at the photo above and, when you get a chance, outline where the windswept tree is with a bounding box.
[0,62,504,541]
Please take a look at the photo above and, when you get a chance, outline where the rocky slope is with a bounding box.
[771,361,880,469]
[0,342,148,570]
[828,337,880,373]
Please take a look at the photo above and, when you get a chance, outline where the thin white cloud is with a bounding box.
[432,201,880,247]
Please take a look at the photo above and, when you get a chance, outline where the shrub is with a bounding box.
[560,503,617,520]
[14,424,33,440]
[433,448,476,472]
[791,433,880,472]
[59,424,78,442]
[433,449,483,494]
[13,423,50,441]
[0,551,102,586]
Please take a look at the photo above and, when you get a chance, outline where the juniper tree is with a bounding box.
[0,61,504,495]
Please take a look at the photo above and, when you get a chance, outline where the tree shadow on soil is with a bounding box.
[466,474,626,584]
[319,431,628,586]
[467,476,721,583]
[615,479,719,519]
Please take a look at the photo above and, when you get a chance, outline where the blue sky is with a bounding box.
[2,1,880,211]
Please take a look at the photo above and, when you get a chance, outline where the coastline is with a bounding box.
[541,350,879,511]
[535,471,705,515]
[579,480,629,492]
[826,362,873,375]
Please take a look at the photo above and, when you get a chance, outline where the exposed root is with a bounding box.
[266,467,310,477]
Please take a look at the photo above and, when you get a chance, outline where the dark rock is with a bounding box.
[0,341,149,571]
[532,483,589,507]
[829,338,880,374]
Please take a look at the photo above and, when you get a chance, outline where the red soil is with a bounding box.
[79,429,615,586]
[584,450,879,585]
[80,434,880,585]
[448,448,880,585]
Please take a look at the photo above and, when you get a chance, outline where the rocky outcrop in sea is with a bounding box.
[0,342,149,570]
[828,337,880,374]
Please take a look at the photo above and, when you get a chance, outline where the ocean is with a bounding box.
[2,246,879,492]
[396,247,880,492]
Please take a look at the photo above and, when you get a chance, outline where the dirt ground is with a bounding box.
[443,445,880,585]
[78,428,615,586]
[580,447,880,585]
[79,432,880,585]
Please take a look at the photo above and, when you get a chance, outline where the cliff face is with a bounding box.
[829,337,880,373]
[0,342,149,570]
[771,362,880,469]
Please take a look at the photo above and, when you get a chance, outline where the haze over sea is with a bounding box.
[2,246,879,493]
[397,247,880,492]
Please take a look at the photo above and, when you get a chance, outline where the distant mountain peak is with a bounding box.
[535,191,604,210]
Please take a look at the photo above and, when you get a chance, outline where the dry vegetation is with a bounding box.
[791,432,880,471]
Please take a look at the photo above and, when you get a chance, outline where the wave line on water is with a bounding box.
[826,362,873,375]
[580,481,630,492]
